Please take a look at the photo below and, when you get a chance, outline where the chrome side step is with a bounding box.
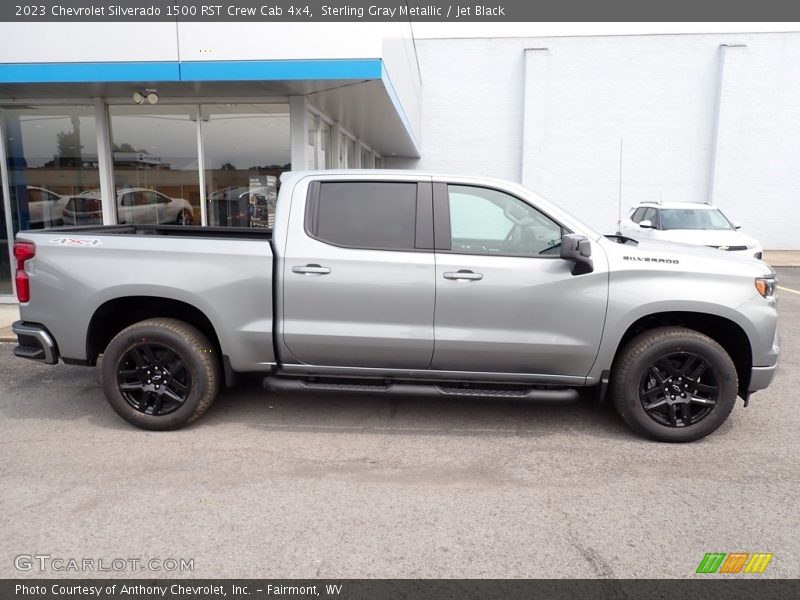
[263,376,578,401]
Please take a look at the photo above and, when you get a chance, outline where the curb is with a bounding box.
[0,326,15,343]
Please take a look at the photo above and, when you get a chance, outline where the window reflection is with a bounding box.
[202,104,290,228]
[3,106,99,231]
[108,105,199,226]
[0,185,10,294]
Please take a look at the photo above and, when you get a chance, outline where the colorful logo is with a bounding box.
[696,552,773,574]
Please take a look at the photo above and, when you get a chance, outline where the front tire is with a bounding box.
[101,318,220,430]
[611,327,738,442]
[175,209,193,226]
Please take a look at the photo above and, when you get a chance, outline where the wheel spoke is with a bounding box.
[137,391,150,412]
[162,387,185,405]
[128,348,145,368]
[696,383,718,395]
[119,381,145,392]
[644,397,667,411]
[166,357,185,377]
[170,378,189,394]
[688,360,708,380]
[649,366,667,385]
[667,403,678,427]
[690,395,716,406]
[657,359,681,378]
[680,402,692,426]
[642,386,662,399]
[680,356,699,377]
[152,394,163,415]
[142,345,159,366]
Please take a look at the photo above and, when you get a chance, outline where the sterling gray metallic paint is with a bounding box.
[15,170,779,395]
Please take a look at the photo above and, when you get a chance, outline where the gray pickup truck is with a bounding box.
[11,171,780,442]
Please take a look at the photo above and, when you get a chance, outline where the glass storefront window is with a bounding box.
[3,106,99,231]
[306,113,319,170]
[201,104,290,228]
[361,147,373,169]
[109,105,200,226]
[319,121,331,169]
[0,185,10,295]
[346,137,357,168]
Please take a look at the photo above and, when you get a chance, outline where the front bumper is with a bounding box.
[749,364,778,392]
[749,328,780,393]
[12,321,59,365]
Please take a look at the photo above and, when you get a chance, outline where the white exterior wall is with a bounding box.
[396,33,800,249]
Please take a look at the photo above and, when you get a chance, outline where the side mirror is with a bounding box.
[560,233,594,275]
[733,221,742,230]
[639,219,655,229]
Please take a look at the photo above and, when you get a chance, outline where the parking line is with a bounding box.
[778,286,800,295]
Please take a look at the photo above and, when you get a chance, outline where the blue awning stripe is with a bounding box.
[0,59,383,83]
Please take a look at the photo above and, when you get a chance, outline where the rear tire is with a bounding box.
[611,327,738,442]
[101,318,220,430]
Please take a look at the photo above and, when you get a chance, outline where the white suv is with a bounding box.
[619,201,763,259]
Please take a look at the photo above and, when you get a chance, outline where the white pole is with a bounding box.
[617,138,623,235]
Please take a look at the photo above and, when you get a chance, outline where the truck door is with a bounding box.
[430,183,608,377]
[281,178,436,369]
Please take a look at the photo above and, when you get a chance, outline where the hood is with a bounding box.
[655,228,759,249]
[601,236,773,278]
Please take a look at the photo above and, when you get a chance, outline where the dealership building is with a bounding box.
[1,23,799,300]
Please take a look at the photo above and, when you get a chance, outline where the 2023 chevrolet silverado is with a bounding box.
[11,171,780,442]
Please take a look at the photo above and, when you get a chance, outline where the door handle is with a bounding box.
[443,270,483,281]
[292,264,331,275]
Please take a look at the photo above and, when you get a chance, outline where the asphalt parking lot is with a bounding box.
[1,268,798,579]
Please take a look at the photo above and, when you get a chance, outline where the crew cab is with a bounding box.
[11,171,780,442]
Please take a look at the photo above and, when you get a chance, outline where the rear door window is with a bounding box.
[308,182,419,251]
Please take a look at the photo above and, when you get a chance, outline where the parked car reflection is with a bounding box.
[62,188,194,226]
[21,186,70,229]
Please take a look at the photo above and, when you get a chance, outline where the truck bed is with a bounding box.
[16,224,276,372]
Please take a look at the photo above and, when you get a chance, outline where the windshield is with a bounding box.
[659,208,733,231]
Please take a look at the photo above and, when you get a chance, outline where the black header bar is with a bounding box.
[3,579,800,600]
[3,0,800,22]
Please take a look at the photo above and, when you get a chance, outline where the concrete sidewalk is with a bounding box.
[764,250,800,267]
[0,305,19,342]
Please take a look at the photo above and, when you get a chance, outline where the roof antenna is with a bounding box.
[616,138,623,235]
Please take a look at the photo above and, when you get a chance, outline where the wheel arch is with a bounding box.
[611,311,752,398]
[86,296,226,377]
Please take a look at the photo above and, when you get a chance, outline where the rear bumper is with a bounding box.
[11,321,59,365]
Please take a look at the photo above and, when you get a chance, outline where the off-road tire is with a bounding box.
[101,318,220,430]
[611,326,738,442]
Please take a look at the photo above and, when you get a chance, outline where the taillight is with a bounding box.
[13,241,36,303]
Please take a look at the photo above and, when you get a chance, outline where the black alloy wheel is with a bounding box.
[117,343,192,416]
[102,318,220,430]
[611,326,738,442]
[639,352,718,428]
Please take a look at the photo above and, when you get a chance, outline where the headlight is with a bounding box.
[755,277,776,298]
